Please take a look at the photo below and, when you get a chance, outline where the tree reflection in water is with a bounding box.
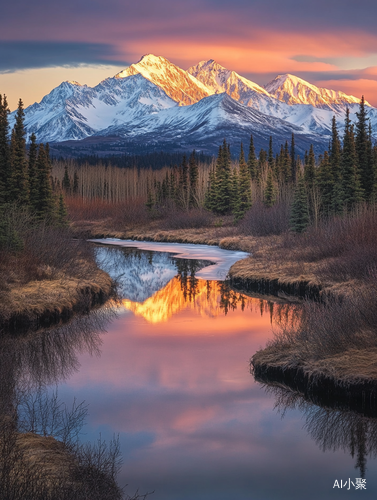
[263,384,377,478]
[0,306,146,500]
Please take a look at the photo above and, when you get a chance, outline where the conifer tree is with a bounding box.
[290,133,296,182]
[62,165,71,192]
[234,143,252,221]
[355,96,371,199]
[204,166,216,211]
[282,140,291,182]
[247,134,258,180]
[290,172,309,233]
[304,145,316,189]
[329,115,342,183]
[146,187,154,212]
[230,167,240,215]
[342,109,364,211]
[73,171,79,194]
[28,133,39,211]
[188,150,199,208]
[10,99,29,206]
[178,155,189,208]
[35,144,54,219]
[213,140,232,214]
[264,169,276,207]
[56,193,69,227]
[316,150,333,215]
[268,136,275,173]
[0,95,11,206]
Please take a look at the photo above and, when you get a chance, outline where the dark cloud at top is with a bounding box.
[0,41,127,72]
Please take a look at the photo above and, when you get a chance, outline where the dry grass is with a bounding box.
[0,268,112,329]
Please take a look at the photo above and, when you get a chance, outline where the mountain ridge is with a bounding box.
[9,53,377,155]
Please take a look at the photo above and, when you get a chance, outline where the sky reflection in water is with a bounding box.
[56,246,377,500]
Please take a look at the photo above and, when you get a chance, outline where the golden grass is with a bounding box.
[0,268,112,325]
[252,345,377,385]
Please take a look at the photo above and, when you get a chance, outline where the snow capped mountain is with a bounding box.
[115,54,211,106]
[11,74,177,143]
[94,92,323,155]
[265,74,369,110]
[11,53,377,153]
[187,59,278,113]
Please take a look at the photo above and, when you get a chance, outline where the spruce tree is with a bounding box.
[62,165,71,192]
[28,133,39,211]
[342,109,364,211]
[290,172,309,233]
[56,193,69,227]
[204,166,216,211]
[268,136,275,173]
[355,96,371,199]
[213,140,232,215]
[264,169,276,207]
[73,171,79,194]
[290,133,296,182]
[329,115,342,183]
[188,150,199,208]
[178,155,189,208]
[247,134,258,180]
[304,145,316,189]
[316,150,333,215]
[234,143,252,221]
[282,140,291,183]
[0,95,11,206]
[35,144,54,219]
[10,99,29,206]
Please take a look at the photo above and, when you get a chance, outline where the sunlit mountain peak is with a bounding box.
[265,73,370,108]
[114,53,211,106]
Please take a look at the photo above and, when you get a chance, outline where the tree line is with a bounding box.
[0,97,68,251]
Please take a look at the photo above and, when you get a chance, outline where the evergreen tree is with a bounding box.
[268,136,275,173]
[355,96,371,199]
[62,165,71,192]
[264,169,276,207]
[28,133,39,211]
[342,109,364,210]
[188,150,199,208]
[73,171,79,194]
[0,207,23,252]
[316,150,333,215]
[204,166,216,211]
[247,134,258,180]
[10,99,29,206]
[304,144,316,189]
[0,95,10,206]
[290,172,309,233]
[329,115,342,183]
[178,155,189,208]
[230,167,240,215]
[56,193,69,227]
[331,180,345,216]
[212,140,232,214]
[234,143,252,221]
[35,144,54,219]
[290,133,296,182]
[282,140,291,183]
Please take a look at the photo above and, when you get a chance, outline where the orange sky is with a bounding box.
[1,0,377,108]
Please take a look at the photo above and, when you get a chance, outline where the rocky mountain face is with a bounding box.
[10,54,377,155]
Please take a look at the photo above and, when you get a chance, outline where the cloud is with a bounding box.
[0,41,128,72]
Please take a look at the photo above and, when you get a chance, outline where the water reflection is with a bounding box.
[262,383,377,478]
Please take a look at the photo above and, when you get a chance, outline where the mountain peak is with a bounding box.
[114,54,210,106]
[265,73,368,107]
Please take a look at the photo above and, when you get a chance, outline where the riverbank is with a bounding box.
[75,219,377,398]
[0,268,113,333]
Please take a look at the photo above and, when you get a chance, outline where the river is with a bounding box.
[5,242,377,499]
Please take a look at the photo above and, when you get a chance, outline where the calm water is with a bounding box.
[7,244,377,499]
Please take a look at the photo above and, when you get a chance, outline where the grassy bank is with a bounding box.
[0,208,114,333]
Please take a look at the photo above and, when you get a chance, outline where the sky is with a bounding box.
[1,0,377,110]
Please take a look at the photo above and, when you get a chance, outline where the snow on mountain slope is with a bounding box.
[115,54,211,106]
[187,59,279,113]
[10,74,177,142]
[94,92,323,155]
[265,74,370,110]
